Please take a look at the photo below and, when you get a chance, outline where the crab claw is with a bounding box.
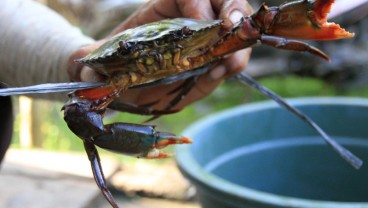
[144,133,191,159]
[262,0,354,40]
[146,148,172,159]
[155,132,192,149]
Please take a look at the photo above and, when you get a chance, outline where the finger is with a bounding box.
[110,0,217,36]
[175,0,215,20]
[68,47,90,82]
[175,74,223,108]
[80,66,106,82]
[108,0,179,36]
[211,0,253,29]
[68,40,106,82]
[209,65,227,80]
[122,82,184,109]
[150,76,222,110]
[223,48,252,76]
[121,75,221,110]
[179,49,252,106]
[68,46,97,82]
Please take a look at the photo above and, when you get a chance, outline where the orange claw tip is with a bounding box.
[313,0,335,22]
[156,136,192,149]
[179,137,193,144]
[309,0,355,40]
[146,148,172,159]
[307,22,355,40]
[272,24,354,41]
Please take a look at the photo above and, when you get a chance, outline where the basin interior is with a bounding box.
[189,103,368,202]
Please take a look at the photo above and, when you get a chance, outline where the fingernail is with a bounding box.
[209,65,226,80]
[229,10,243,25]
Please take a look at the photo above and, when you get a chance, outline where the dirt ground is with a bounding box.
[0,149,199,208]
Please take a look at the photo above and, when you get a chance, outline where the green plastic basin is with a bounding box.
[176,97,368,208]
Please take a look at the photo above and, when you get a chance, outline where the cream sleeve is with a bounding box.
[0,0,94,101]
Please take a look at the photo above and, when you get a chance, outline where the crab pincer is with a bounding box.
[148,133,192,159]
[265,0,355,40]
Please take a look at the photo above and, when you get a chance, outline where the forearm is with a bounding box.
[0,0,94,101]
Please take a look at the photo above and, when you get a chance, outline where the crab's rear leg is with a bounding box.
[145,75,199,122]
[123,66,211,122]
[107,99,180,116]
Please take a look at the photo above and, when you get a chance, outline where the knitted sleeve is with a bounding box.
[0,0,94,101]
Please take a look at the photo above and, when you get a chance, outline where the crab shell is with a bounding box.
[78,18,224,83]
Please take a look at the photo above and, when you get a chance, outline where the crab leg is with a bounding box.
[145,75,199,122]
[259,35,330,61]
[235,73,363,169]
[107,99,180,115]
[62,91,191,208]
[83,129,191,208]
[83,140,119,208]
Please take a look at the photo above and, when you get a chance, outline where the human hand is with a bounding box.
[68,0,253,110]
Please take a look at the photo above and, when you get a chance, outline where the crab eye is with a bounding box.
[118,41,134,55]
[181,26,192,36]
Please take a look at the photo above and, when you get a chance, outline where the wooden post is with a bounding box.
[19,96,32,148]
[31,99,45,148]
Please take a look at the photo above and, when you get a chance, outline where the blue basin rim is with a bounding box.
[176,97,368,208]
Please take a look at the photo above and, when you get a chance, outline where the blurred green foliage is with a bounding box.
[11,75,368,154]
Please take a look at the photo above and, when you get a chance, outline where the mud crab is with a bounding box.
[0,0,360,207]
